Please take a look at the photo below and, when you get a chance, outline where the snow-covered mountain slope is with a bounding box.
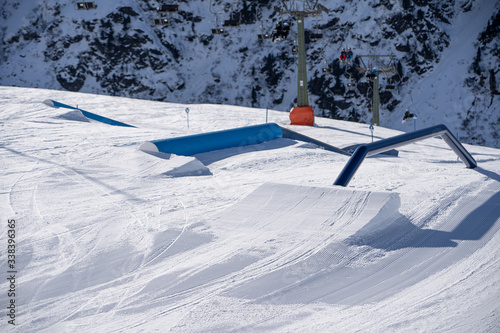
[1,0,499,148]
[1,86,499,332]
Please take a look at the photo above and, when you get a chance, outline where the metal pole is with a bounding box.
[372,74,379,126]
[296,14,309,107]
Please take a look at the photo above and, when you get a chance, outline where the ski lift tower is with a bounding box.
[275,0,329,126]
[356,54,397,126]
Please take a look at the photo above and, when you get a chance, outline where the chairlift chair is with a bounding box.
[310,33,323,41]
[157,4,178,14]
[210,13,226,35]
[154,18,170,26]
[222,5,240,28]
[346,72,356,88]
[310,18,323,41]
[312,18,323,36]
[211,28,225,35]
[256,9,271,40]
[322,59,332,73]
[366,70,378,79]
[223,18,240,27]
[258,33,271,40]
[76,2,97,10]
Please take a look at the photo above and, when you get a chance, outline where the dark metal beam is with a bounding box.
[334,124,477,186]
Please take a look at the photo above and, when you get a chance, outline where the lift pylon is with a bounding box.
[355,54,397,126]
[275,0,329,126]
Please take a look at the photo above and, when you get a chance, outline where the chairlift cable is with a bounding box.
[389,60,426,127]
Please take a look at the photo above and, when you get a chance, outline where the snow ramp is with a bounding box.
[133,183,403,313]
[135,181,499,310]
[215,181,500,307]
[211,182,401,245]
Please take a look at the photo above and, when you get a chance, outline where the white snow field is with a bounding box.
[1,86,500,332]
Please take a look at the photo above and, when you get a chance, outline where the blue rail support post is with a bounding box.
[334,124,477,187]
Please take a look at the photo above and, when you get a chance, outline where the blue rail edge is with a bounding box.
[43,99,136,128]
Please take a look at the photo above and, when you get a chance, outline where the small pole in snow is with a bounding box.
[185,107,190,129]
[266,107,268,123]
[369,124,374,142]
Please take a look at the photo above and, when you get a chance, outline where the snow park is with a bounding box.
[1,1,500,332]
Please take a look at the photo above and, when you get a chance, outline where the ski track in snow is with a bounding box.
[0,87,499,332]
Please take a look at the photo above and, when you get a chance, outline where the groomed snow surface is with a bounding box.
[1,87,499,332]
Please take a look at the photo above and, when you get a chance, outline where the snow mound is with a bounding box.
[55,110,90,123]
[109,150,212,178]
[162,156,212,177]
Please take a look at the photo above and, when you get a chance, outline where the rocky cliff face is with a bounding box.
[461,8,500,146]
[1,0,499,147]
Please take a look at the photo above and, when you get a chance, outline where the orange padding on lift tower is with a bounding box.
[290,106,314,126]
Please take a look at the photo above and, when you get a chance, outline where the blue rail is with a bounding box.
[140,123,283,156]
[334,124,477,187]
[280,127,351,156]
[43,99,136,128]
